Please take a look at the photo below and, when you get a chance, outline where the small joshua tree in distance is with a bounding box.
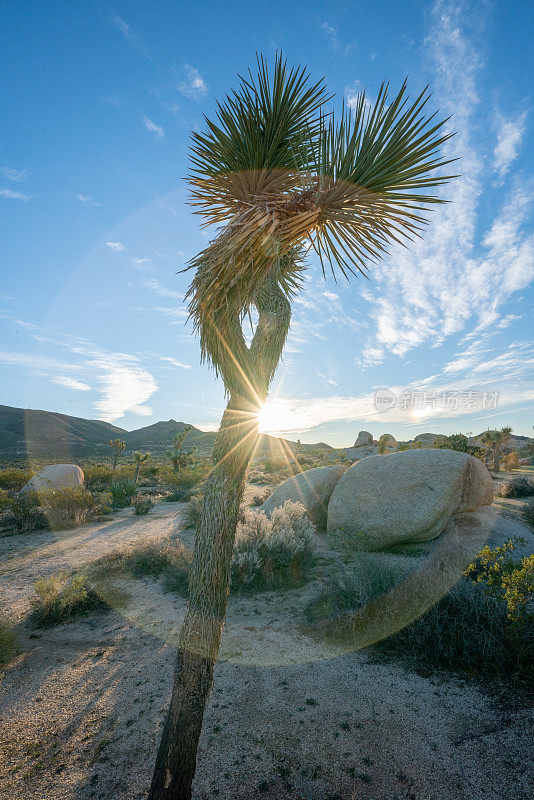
[109,438,125,471]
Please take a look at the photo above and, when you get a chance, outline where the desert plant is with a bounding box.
[30,572,104,626]
[251,490,270,506]
[167,426,194,472]
[133,452,151,484]
[84,464,115,490]
[231,501,315,590]
[109,478,137,509]
[502,451,520,471]
[181,494,203,529]
[0,491,49,534]
[523,499,534,526]
[479,426,512,472]
[0,617,18,669]
[498,477,534,498]
[148,55,454,799]
[0,467,33,491]
[113,537,192,596]
[38,487,110,529]
[465,538,534,621]
[109,438,126,471]
[133,494,154,515]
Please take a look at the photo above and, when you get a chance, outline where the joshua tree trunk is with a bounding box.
[148,270,291,800]
[493,446,500,472]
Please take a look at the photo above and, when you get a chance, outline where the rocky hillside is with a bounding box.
[0,405,333,463]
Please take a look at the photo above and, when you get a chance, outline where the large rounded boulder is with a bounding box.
[20,464,84,494]
[327,449,493,550]
[260,464,347,528]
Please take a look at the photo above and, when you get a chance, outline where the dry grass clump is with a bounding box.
[231,501,315,591]
[98,537,193,596]
[497,476,534,498]
[30,572,105,626]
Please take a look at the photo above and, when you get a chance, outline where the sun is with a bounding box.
[257,399,301,435]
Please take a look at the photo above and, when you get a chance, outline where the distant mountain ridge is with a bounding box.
[0,405,333,463]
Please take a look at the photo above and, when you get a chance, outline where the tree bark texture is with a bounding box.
[148,269,291,800]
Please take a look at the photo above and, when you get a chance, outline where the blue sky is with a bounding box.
[0,0,533,445]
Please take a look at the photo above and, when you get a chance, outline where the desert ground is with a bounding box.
[1,485,532,800]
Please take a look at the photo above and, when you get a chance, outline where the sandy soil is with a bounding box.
[0,500,533,800]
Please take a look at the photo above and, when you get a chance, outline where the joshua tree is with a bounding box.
[109,438,125,471]
[167,426,194,472]
[133,451,151,484]
[480,426,512,472]
[148,55,455,800]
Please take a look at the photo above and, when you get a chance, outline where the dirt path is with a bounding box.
[0,502,532,800]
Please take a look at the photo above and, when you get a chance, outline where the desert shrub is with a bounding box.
[262,456,288,474]
[251,490,270,506]
[0,492,49,534]
[248,470,270,485]
[502,452,520,471]
[113,537,192,595]
[133,495,154,515]
[30,572,104,626]
[305,561,402,624]
[39,487,110,529]
[498,477,534,498]
[307,542,533,679]
[181,493,203,528]
[164,487,193,502]
[109,478,137,509]
[0,489,12,511]
[465,538,533,621]
[231,501,315,591]
[0,617,18,669]
[0,467,33,492]
[523,499,534,526]
[84,464,114,490]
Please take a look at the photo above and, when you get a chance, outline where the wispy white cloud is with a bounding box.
[143,115,164,139]
[106,241,125,252]
[320,21,354,55]
[493,111,527,180]
[156,355,191,369]
[178,64,208,99]
[144,278,183,299]
[90,354,158,422]
[0,167,31,182]
[77,193,104,207]
[131,256,154,271]
[1,188,30,200]
[358,0,533,363]
[52,376,91,391]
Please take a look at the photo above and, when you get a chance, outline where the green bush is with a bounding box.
[30,572,104,626]
[164,488,193,502]
[0,617,18,669]
[39,487,110,529]
[306,542,533,680]
[111,537,192,596]
[109,478,137,509]
[0,492,49,534]
[231,501,315,591]
[498,477,534,498]
[305,561,402,624]
[133,495,154,515]
[0,467,33,491]
[84,464,114,490]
